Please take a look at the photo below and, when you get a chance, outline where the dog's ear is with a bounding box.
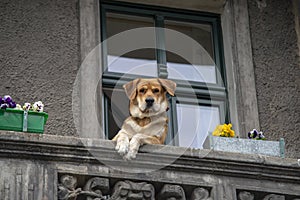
[123,79,140,100]
[158,79,176,96]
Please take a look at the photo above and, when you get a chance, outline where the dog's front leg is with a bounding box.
[124,134,161,160]
[113,131,130,156]
[124,134,141,160]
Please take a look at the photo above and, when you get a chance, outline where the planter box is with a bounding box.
[204,135,285,158]
[0,108,48,133]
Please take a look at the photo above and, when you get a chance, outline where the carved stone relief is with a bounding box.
[58,175,299,200]
[159,184,186,200]
[58,175,81,200]
[57,174,214,200]
[238,191,254,200]
[82,177,110,200]
[263,194,285,200]
[238,191,300,200]
[110,180,155,200]
[58,175,109,200]
[58,177,156,200]
[191,187,212,200]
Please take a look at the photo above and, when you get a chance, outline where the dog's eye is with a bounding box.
[139,88,146,93]
[153,88,160,93]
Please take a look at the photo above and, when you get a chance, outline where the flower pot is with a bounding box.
[204,135,285,158]
[0,108,48,133]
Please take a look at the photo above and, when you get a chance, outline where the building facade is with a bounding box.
[0,0,299,199]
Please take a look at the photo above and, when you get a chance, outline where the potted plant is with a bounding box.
[204,124,285,158]
[0,95,48,133]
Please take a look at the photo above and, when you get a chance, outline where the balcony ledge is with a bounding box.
[0,131,299,183]
[0,131,300,199]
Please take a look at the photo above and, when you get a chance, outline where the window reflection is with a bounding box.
[165,20,217,83]
[107,52,157,76]
[106,13,157,76]
[103,89,129,140]
[166,52,217,83]
[176,104,220,148]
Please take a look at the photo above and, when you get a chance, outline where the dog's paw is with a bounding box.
[123,150,137,160]
[116,143,129,156]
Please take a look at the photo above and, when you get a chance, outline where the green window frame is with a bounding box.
[100,1,229,148]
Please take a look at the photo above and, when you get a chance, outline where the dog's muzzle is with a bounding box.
[145,97,154,108]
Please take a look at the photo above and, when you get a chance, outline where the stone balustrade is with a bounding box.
[0,131,299,199]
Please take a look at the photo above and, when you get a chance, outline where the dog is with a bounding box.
[112,78,176,160]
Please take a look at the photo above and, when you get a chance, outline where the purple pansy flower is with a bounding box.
[0,103,9,109]
[0,95,45,112]
[248,129,265,140]
[9,101,16,108]
[0,95,17,108]
[23,103,31,111]
[258,132,265,139]
[3,95,12,103]
[32,101,44,112]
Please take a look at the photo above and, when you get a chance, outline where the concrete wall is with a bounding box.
[0,0,79,136]
[248,0,300,158]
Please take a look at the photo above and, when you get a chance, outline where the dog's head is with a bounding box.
[123,78,176,118]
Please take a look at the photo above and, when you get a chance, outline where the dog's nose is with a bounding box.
[145,97,154,107]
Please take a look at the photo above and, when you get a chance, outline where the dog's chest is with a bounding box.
[135,117,151,127]
[124,116,167,136]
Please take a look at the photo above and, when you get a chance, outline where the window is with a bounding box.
[101,1,228,148]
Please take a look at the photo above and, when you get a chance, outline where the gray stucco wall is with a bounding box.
[0,0,79,136]
[248,0,300,158]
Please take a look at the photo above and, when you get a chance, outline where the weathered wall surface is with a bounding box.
[0,0,79,136]
[248,0,300,158]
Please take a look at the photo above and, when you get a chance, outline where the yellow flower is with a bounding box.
[212,125,223,136]
[212,123,235,137]
[229,129,235,137]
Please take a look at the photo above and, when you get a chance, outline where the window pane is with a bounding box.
[103,89,129,139]
[107,50,157,76]
[165,20,217,83]
[176,104,220,149]
[166,52,217,83]
[106,13,157,76]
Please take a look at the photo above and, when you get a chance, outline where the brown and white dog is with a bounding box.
[112,78,176,160]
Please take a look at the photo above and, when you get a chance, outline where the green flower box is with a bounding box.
[0,108,48,133]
